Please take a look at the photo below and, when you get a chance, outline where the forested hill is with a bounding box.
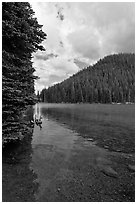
[40,53,135,103]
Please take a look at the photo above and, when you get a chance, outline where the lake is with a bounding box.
[3,103,135,202]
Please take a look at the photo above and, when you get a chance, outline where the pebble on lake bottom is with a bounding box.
[128,165,135,172]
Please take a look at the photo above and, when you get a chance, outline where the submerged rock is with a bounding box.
[100,166,118,178]
[104,145,109,149]
[57,187,61,192]
[128,165,135,172]
[87,138,93,141]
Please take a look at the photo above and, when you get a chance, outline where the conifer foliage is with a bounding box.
[2,2,46,143]
[40,53,135,103]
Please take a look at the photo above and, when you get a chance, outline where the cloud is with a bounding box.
[73,59,89,69]
[68,28,101,60]
[67,2,135,59]
[35,52,58,61]
[31,2,135,92]
[33,56,79,91]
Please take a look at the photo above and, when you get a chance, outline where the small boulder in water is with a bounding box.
[101,166,118,178]
[57,187,61,192]
[128,164,135,172]
[87,138,93,141]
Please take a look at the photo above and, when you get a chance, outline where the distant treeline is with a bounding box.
[2,2,46,143]
[40,53,135,103]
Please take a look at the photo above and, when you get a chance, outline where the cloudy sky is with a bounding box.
[30,2,135,92]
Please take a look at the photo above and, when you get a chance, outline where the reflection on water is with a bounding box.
[2,106,38,202]
[31,104,81,200]
[3,103,134,201]
[31,103,128,201]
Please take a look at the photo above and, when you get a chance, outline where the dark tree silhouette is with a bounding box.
[2,2,47,144]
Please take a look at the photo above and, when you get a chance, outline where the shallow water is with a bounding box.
[30,103,134,201]
[3,103,134,201]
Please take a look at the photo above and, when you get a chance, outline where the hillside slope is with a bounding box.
[40,53,135,103]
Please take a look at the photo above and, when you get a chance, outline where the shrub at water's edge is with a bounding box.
[2,2,47,144]
[40,53,135,104]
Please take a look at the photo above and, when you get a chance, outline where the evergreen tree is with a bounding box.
[40,53,135,104]
[2,2,47,144]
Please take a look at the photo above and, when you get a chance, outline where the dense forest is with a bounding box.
[2,2,46,144]
[40,53,135,104]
